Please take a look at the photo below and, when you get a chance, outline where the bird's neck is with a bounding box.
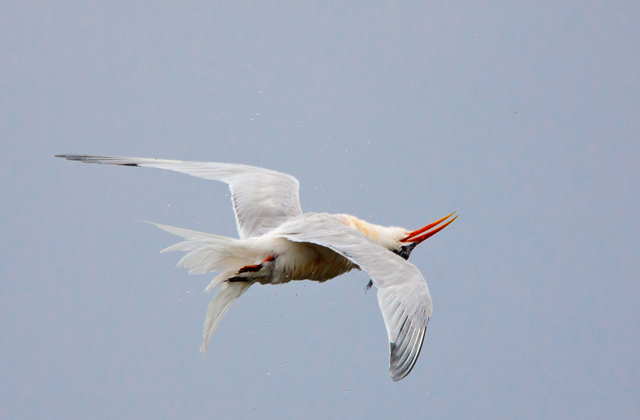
[335,214,393,244]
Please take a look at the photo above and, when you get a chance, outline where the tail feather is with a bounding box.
[160,241,205,253]
[201,281,252,355]
[153,222,234,242]
[150,222,258,276]
[178,246,228,275]
[205,271,234,293]
[148,221,258,354]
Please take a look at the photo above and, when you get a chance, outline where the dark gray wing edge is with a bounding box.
[389,316,428,382]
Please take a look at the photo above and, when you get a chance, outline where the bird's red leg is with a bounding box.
[236,256,275,274]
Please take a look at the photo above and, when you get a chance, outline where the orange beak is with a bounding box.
[401,212,458,244]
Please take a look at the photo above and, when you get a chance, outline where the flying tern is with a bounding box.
[56,154,457,381]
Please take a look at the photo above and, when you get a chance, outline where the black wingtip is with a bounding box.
[55,154,89,161]
[54,155,139,166]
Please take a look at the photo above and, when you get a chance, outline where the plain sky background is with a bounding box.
[1,1,639,419]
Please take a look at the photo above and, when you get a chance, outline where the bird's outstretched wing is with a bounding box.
[273,213,432,381]
[55,155,302,239]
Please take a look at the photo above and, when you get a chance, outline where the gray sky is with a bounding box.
[2,1,639,419]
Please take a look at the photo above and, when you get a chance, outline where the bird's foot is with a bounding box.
[364,280,373,293]
[227,276,249,283]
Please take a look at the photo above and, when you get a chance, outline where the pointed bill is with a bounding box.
[402,212,458,244]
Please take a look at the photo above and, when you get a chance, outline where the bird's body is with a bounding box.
[56,154,457,381]
[162,216,360,286]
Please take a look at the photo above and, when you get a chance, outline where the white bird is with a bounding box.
[56,154,457,381]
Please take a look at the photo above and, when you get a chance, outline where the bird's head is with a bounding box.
[386,212,458,260]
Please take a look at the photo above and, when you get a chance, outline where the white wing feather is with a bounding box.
[56,155,302,239]
[272,213,433,381]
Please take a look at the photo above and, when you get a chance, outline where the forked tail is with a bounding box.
[149,222,259,355]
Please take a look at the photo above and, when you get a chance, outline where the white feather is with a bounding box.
[152,222,259,274]
[200,281,252,355]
